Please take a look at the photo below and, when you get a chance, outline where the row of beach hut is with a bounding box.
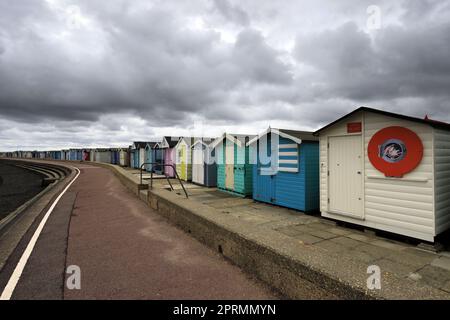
[3,107,450,242]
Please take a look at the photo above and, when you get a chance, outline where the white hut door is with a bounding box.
[225,141,234,189]
[193,147,204,184]
[328,135,363,219]
[198,149,204,184]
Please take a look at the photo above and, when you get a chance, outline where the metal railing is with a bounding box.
[140,163,188,198]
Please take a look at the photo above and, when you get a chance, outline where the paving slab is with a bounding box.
[291,233,323,245]
[349,244,389,263]
[330,236,364,249]
[373,258,421,278]
[442,280,450,292]
[417,265,450,292]
[301,228,337,240]
[431,256,450,271]
[327,226,355,237]
[371,239,409,251]
[347,233,373,242]
[314,239,350,255]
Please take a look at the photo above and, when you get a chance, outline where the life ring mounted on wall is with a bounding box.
[367,126,423,178]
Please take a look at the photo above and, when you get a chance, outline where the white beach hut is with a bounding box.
[314,107,450,242]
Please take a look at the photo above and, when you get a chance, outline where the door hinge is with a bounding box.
[327,170,330,176]
[327,198,330,203]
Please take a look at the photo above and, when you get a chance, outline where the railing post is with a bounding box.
[138,162,188,199]
[150,170,153,190]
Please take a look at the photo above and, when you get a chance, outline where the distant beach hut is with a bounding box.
[144,142,158,172]
[61,150,68,160]
[69,149,77,161]
[51,150,62,160]
[89,149,97,161]
[152,143,164,174]
[76,149,83,161]
[82,149,91,161]
[110,148,120,165]
[175,137,195,181]
[130,142,147,169]
[130,147,136,168]
[119,148,130,167]
[160,136,180,177]
[191,138,217,187]
[94,148,112,163]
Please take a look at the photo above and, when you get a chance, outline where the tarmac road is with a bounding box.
[0,163,277,300]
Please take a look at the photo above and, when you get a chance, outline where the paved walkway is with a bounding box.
[4,163,276,299]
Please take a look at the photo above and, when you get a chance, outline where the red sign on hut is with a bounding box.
[347,122,362,133]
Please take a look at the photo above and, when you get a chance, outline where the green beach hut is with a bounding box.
[211,133,256,197]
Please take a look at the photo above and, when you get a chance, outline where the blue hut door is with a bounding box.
[255,137,276,203]
[154,148,163,174]
[135,151,139,168]
[146,148,152,172]
[255,170,276,203]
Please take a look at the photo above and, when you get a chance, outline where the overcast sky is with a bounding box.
[1,0,449,151]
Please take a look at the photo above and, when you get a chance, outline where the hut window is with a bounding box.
[278,141,299,173]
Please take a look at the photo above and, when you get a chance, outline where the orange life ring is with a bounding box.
[368,126,423,177]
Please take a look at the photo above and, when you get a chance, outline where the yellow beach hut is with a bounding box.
[175,137,195,181]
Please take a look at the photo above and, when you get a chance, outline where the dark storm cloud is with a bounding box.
[0,35,4,55]
[0,0,290,126]
[294,0,450,119]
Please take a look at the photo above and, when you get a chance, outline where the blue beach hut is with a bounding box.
[130,146,136,168]
[53,151,62,160]
[247,128,319,212]
[61,150,69,160]
[131,142,146,169]
[144,142,158,172]
[152,142,164,174]
[69,149,77,161]
[76,149,83,161]
[110,148,120,165]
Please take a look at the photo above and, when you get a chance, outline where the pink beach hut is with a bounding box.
[160,136,180,177]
